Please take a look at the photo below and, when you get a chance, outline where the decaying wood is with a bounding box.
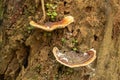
[0,0,120,80]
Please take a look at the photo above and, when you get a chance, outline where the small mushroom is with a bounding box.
[52,47,96,68]
[29,16,74,31]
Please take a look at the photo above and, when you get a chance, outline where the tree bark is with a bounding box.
[0,0,120,80]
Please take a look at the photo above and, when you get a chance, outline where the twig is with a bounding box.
[39,0,46,23]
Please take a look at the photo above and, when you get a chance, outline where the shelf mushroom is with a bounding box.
[29,16,74,31]
[52,47,96,68]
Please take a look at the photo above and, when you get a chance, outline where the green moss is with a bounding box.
[61,38,66,43]
[72,39,78,44]
[72,47,78,51]
[46,3,57,21]
[27,26,34,30]
[27,26,34,33]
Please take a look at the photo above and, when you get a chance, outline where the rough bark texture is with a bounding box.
[0,0,120,80]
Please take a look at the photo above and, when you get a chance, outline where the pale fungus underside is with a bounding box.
[52,47,96,68]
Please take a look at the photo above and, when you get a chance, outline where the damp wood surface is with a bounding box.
[0,0,120,80]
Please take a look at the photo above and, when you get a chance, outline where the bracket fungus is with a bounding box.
[52,47,96,68]
[29,16,74,31]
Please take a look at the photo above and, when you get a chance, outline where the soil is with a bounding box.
[0,0,120,80]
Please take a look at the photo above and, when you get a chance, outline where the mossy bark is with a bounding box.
[0,0,120,80]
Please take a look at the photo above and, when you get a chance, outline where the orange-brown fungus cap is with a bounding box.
[29,16,74,31]
[52,47,96,68]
